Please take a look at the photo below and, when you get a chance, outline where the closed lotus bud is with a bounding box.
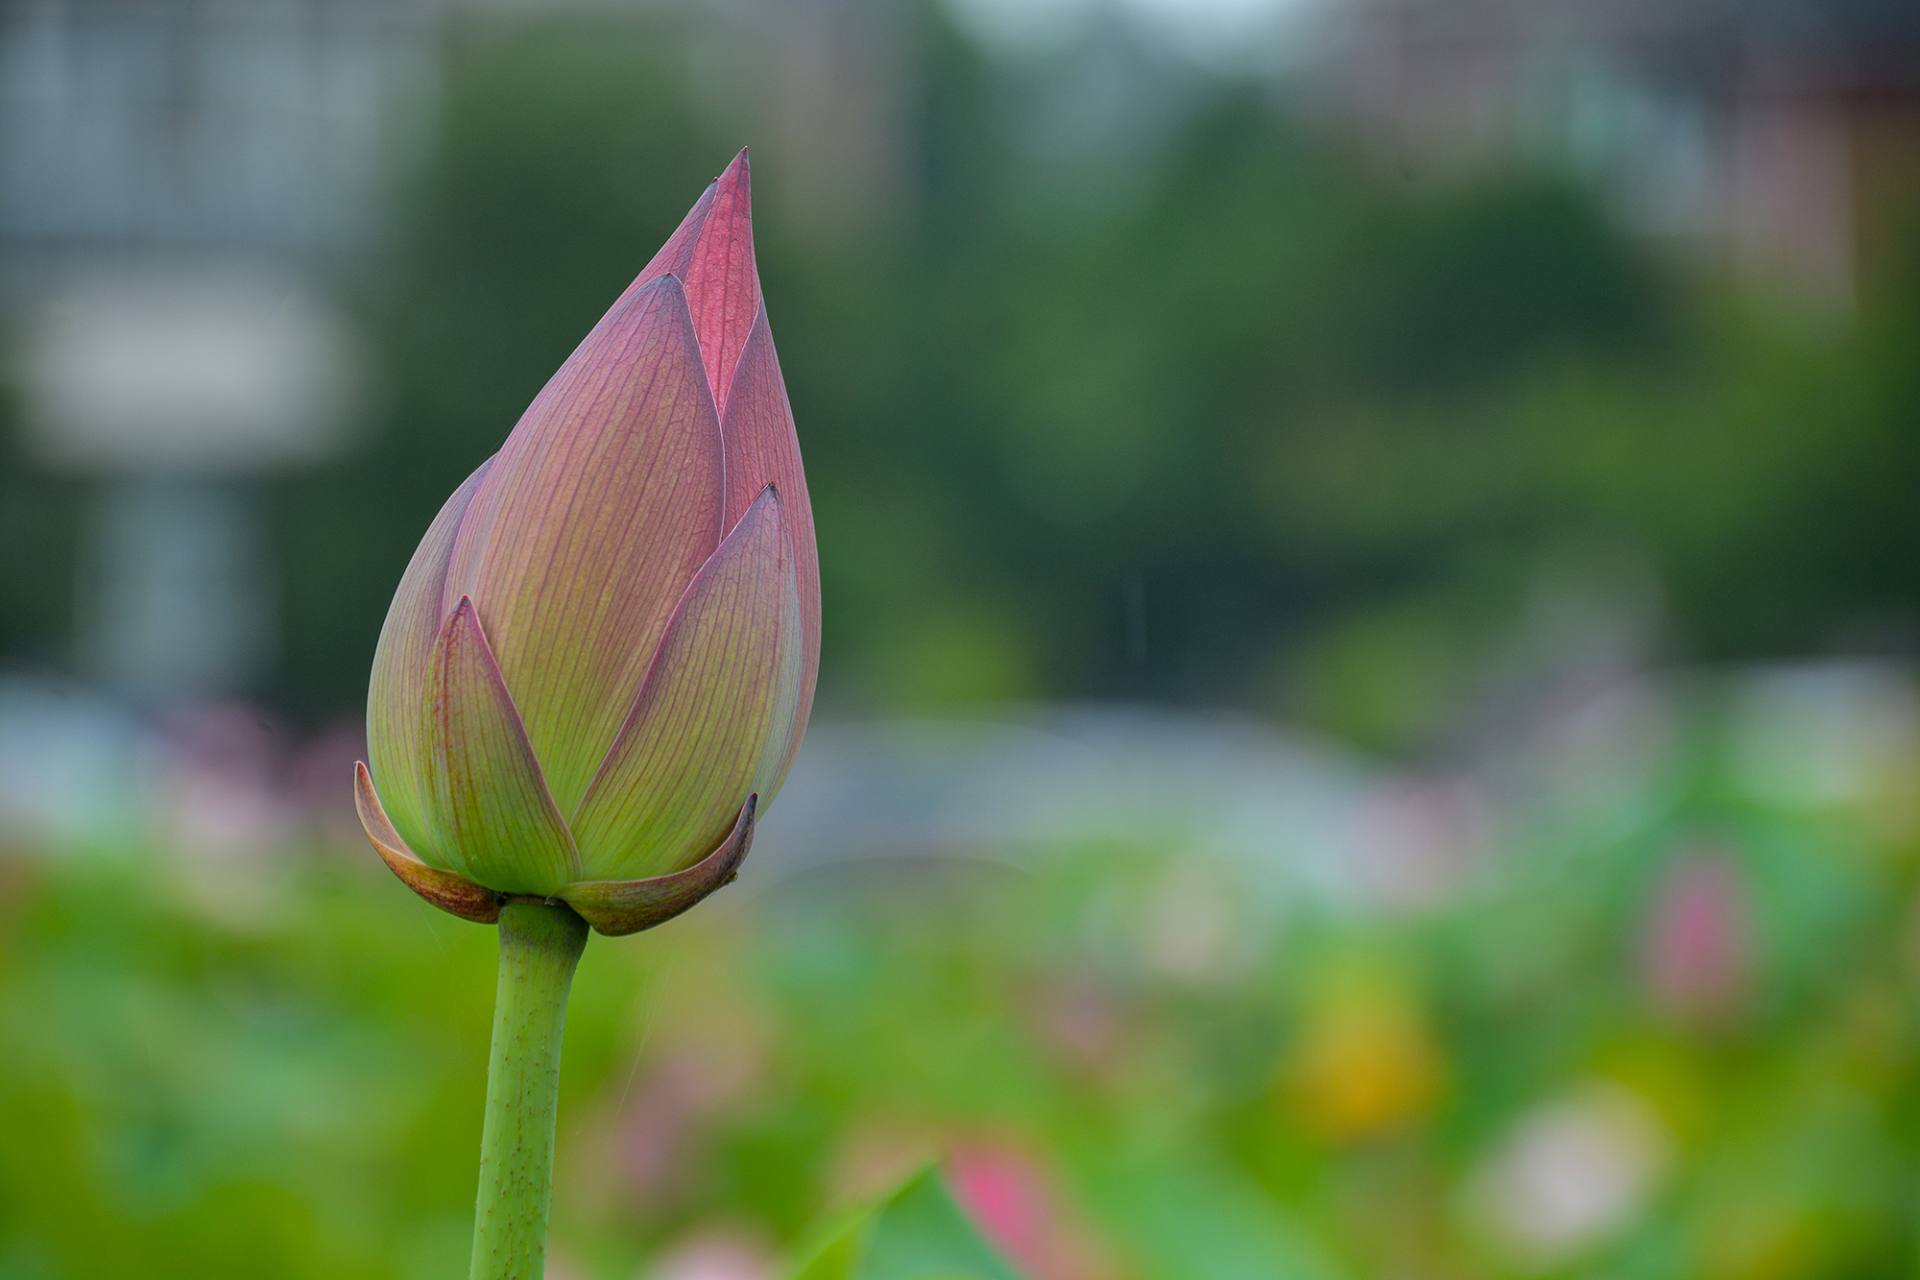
[355,151,818,936]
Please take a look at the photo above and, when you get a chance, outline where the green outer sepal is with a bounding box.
[356,761,502,923]
[355,763,756,934]
[562,794,757,936]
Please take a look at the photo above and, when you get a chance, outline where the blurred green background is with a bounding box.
[2,1,1919,1277]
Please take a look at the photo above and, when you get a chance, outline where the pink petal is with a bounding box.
[365,458,492,857]
[419,597,581,896]
[444,276,725,815]
[633,178,717,285]
[569,488,803,881]
[625,148,760,413]
[720,305,820,781]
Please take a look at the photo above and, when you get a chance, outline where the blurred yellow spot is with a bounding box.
[1702,1206,1819,1280]
[1284,988,1444,1142]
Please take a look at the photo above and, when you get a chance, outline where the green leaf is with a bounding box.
[787,1166,1022,1280]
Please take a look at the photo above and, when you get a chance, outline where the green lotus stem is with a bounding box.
[469,901,590,1280]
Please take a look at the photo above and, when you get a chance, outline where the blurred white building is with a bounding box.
[1,0,438,702]
[0,0,917,705]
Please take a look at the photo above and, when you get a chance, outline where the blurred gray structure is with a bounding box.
[0,0,915,709]
[1,0,436,703]
[1304,0,1920,305]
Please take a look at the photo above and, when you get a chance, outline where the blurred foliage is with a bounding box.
[4,9,1919,1279]
[2,689,1918,1278]
[246,9,1920,743]
[0,9,1905,736]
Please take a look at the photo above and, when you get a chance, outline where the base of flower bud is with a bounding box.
[561,793,757,936]
[354,761,758,937]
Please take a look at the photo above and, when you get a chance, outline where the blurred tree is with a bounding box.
[0,380,85,673]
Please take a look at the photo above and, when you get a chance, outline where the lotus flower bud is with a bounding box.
[355,151,818,936]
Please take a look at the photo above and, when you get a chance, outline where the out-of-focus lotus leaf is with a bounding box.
[787,1166,1020,1280]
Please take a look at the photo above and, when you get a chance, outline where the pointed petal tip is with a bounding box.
[622,271,695,329]
[756,484,797,565]
[674,148,759,411]
[563,794,759,937]
[352,761,502,924]
[738,482,790,563]
[613,266,692,316]
[706,150,748,213]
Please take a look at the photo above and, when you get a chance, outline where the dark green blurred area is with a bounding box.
[241,18,1919,737]
[0,13,1916,737]
[4,3,1920,1278]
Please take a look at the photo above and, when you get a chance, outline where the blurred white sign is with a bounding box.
[19,264,360,473]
